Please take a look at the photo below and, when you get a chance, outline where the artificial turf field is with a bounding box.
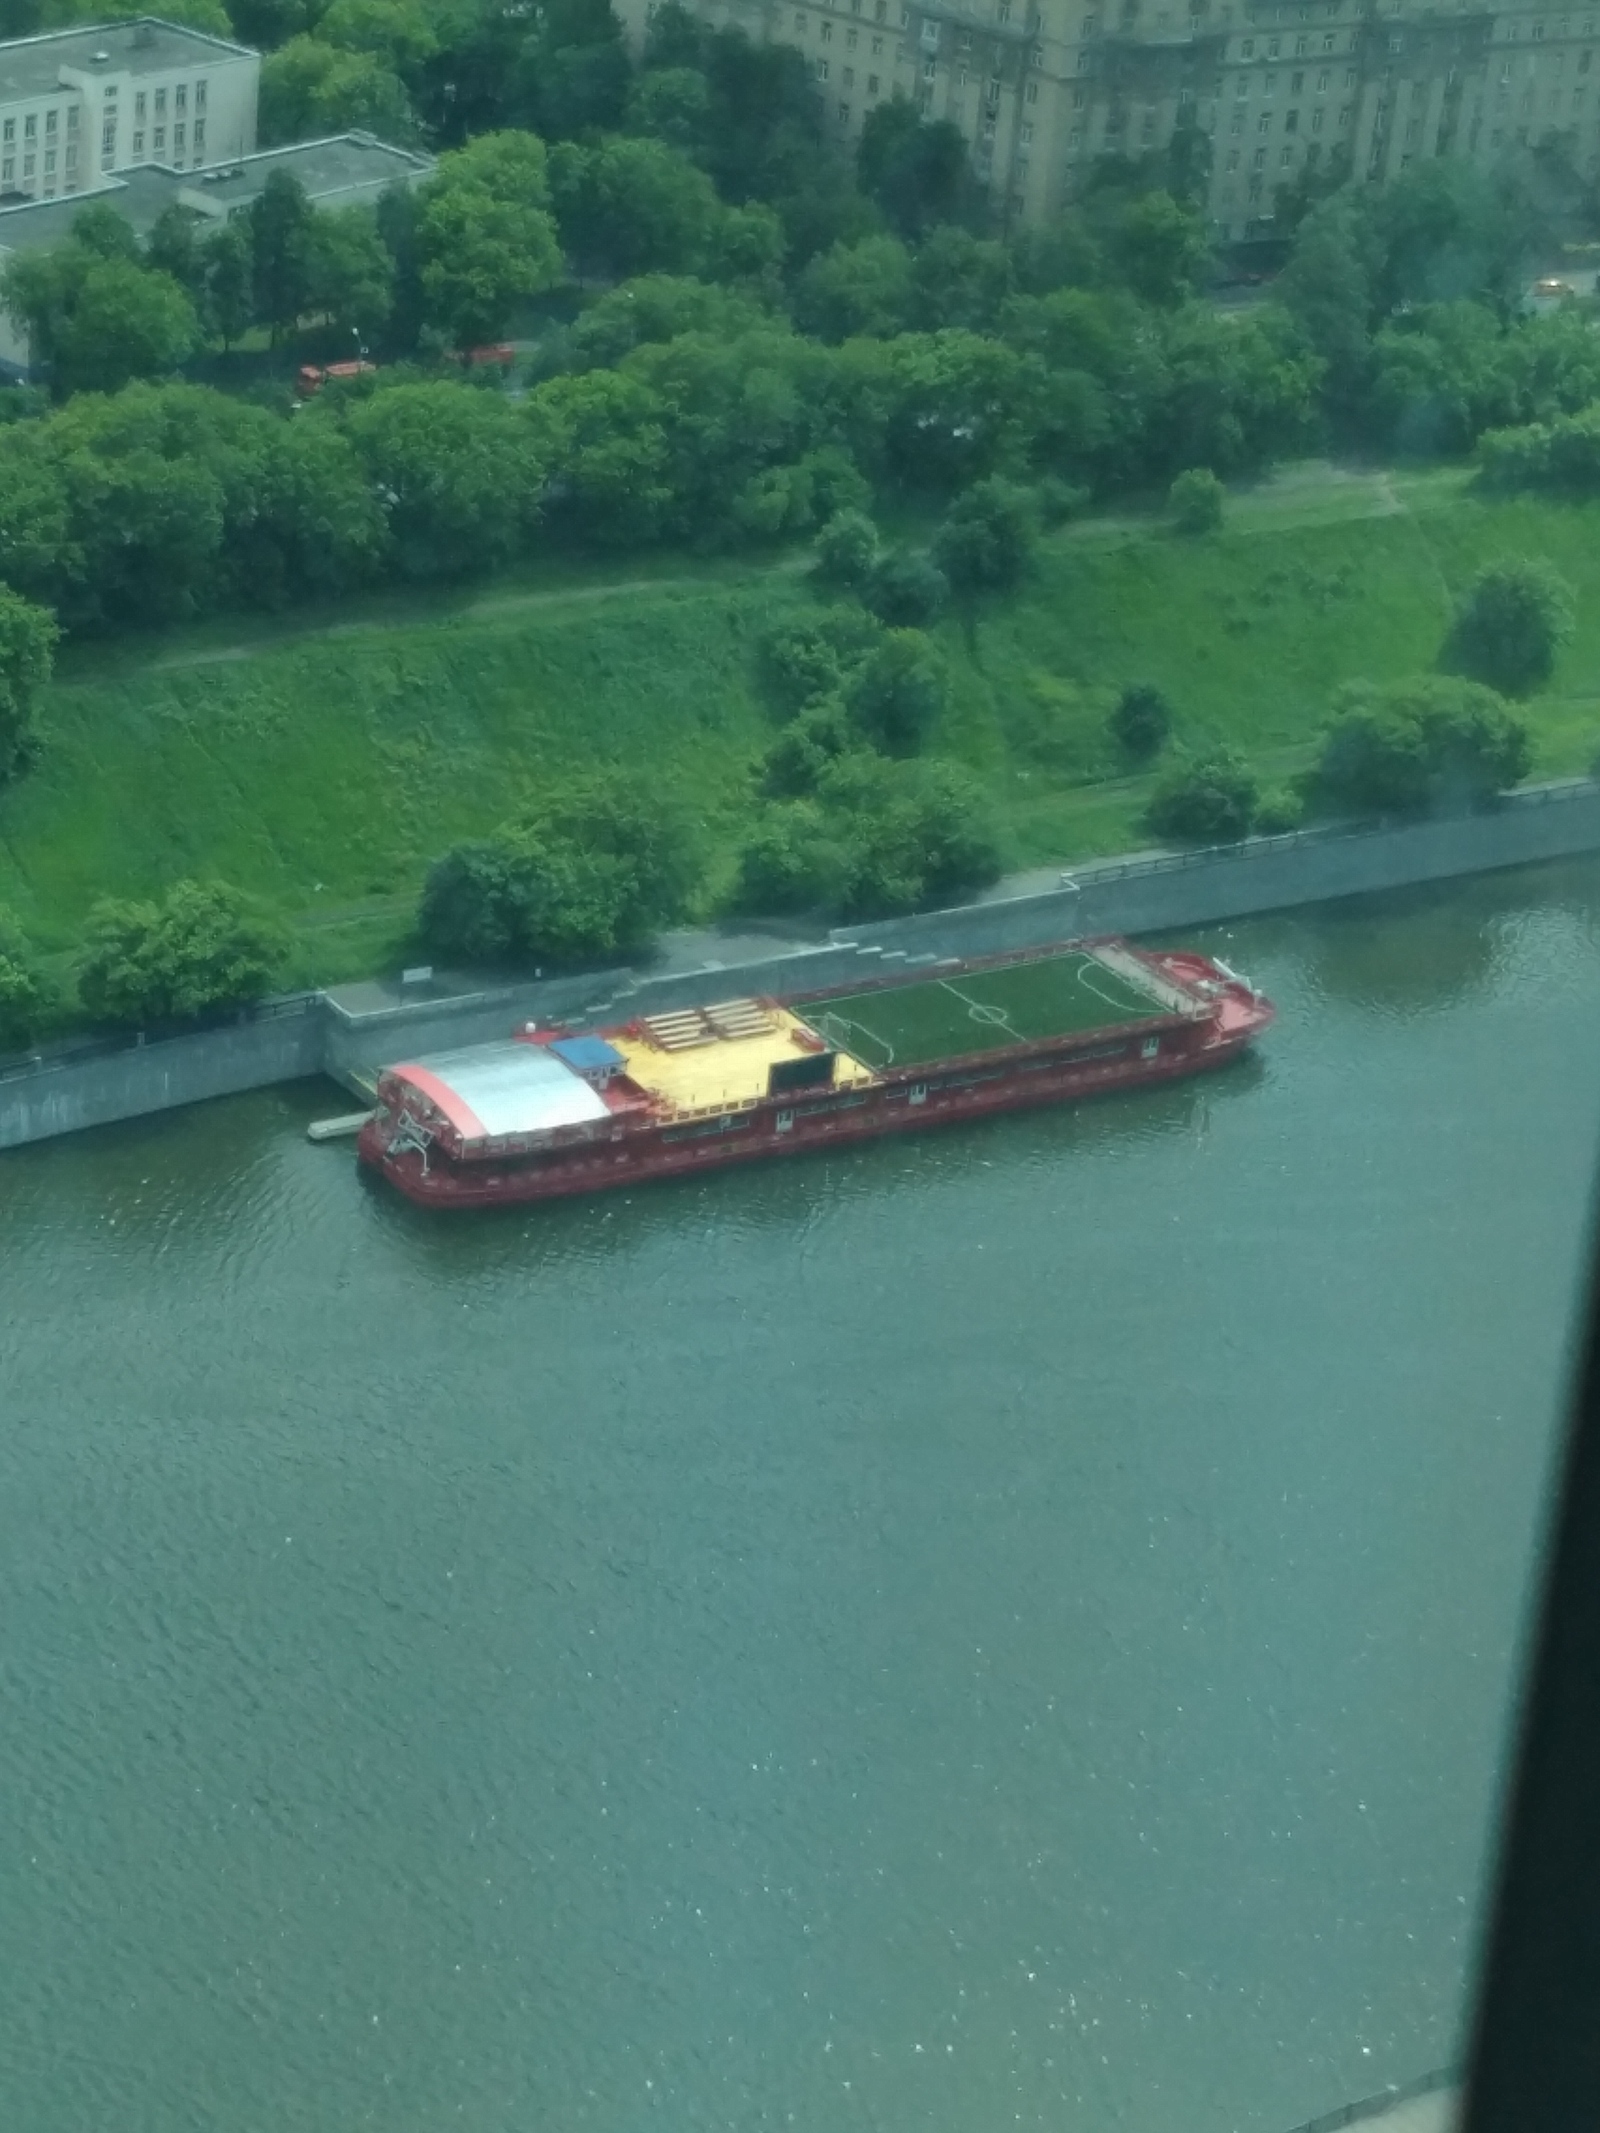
[801,950,1163,1070]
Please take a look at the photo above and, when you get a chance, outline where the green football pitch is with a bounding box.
[800,950,1165,1070]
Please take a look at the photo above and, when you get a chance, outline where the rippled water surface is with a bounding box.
[5,865,1600,2133]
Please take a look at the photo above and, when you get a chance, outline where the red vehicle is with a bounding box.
[446,342,516,370]
[296,360,378,396]
[358,937,1275,1210]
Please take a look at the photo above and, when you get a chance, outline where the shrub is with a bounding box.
[77,881,289,1027]
[932,477,1039,599]
[1033,476,1089,528]
[1169,466,1224,534]
[1253,786,1303,834]
[1448,556,1573,698]
[810,508,880,592]
[822,756,1002,917]
[846,629,947,756]
[734,800,847,914]
[1109,681,1173,761]
[419,772,700,967]
[1313,675,1532,816]
[1145,748,1258,844]
[0,907,46,1051]
[761,608,882,714]
[760,700,861,797]
[866,546,949,626]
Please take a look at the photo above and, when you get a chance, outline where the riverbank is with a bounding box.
[6,467,1600,990]
[4,780,1599,1150]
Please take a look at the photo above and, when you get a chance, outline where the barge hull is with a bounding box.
[360,1017,1258,1210]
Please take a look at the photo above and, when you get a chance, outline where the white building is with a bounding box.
[0,15,257,207]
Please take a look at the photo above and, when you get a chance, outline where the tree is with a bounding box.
[793,235,914,342]
[340,382,548,577]
[867,547,948,627]
[857,98,981,239]
[1449,556,1573,698]
[315,0,438,75]
[1145,748,1258,844]
[0,580,58,780]
[932,477,1039,599]
[302,206,394,341]
[549,136,721,281]
[1169,466,1224,533]
[761,608,881,714]
[909,225,1014,333]
[760,699,859,797]
[1314,676,1532,815]
[1105,191,1209,309]
[3,243,196,396]
[77,881,289,1027]
[564,275,772,372]
[202,219,255,350]
[811,508,879,591]
[144,204,205,305]
[0,907,46,1052]
[249,169,315,343]
[846,629,946,755]
[259,36,417,147]
[415,138,563,346]
[1110,682,1172,760]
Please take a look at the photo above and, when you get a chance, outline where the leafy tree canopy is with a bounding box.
[77,881,289,1027]
[1313,674,1532,814]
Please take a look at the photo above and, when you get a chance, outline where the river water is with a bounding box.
[4,862,1600,2133]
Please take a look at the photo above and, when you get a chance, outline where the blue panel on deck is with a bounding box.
[550,1036,626,1074]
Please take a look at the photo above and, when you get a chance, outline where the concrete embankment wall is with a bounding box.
[5,781,1600,1152]
[0,1001,324,1152]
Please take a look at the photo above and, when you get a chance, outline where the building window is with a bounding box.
[1,159,10,184]
[155,88,166,116]
[847,27,857,44]
[154,127,165,153]
[1292,69,1304,90]
[1236,74,1248,95]
[1295,32,1308,51]
[1226,145,1240,165]
[839,97,851,117]
[44,147,55,172]
[1268,35,1280,54]
[1241,36,1254,54]
[1285,106,1299,128]
[820,19,832,37]
[868,70,879,88]
[1281,142,1294,161]
[195,79,207,110]
[1072,82,1085,104]
[45,108,57,135]
[194,118,206,150]
[1021,119,1033,140]
[815,56,828,75]
[794,9,805,27]
[135,91,147,121]
[23,115,35,139]
[22,153,34,177]
[175,122,186,152]
[1322,30,1334,48]
[1,120,11,143]
[1264,71,1276,93]
[66,142,76,167]
[1230,109,1243,131]
[922,54,935,74]
[134,130,145,156]
[1253,144,1266,163]
[176,84,187,113]
[101,122,115,156]
[1338,103,1351,123]
[1317,67,1329,88]
[1025,78,1037,99]
[1311,105,1324,128]
[104,82,116,99]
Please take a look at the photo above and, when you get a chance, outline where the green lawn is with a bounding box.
[5,469,1600,991]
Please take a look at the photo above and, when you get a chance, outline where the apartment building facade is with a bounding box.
[617,0,1600,236]
[0,17,257,209]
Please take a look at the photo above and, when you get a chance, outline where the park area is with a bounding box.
[801,949,1166,1070]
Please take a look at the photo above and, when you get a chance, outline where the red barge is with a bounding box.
[357,938,1274,1209]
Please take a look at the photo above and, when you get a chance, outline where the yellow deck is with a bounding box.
[610,1005,876,1118]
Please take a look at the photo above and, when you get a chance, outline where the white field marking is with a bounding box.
[937,978,1022,1044]
[1075,958,1149,1019]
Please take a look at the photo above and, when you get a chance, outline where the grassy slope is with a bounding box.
[4,468,1600,989]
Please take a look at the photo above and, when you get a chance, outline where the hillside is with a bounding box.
[3,465,1598,989]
